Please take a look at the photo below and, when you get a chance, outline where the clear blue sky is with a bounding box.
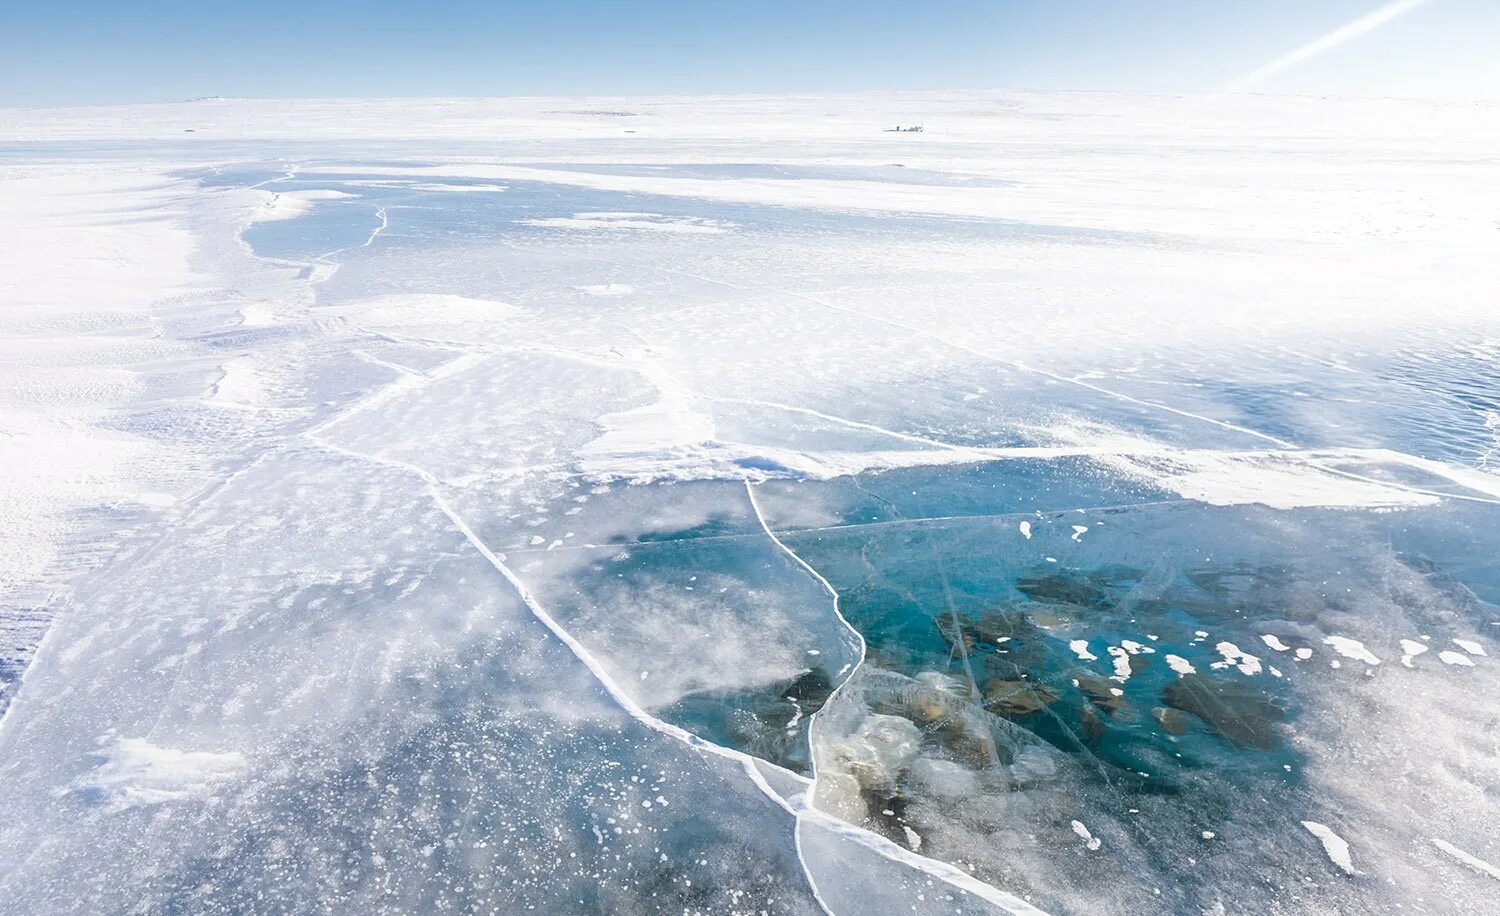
[2,0,1496,106]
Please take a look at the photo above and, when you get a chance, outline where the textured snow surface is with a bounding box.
[64,737,247,812]
[2,92,1498,914]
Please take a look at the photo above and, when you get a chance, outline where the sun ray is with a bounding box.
[1227,0,1432,91]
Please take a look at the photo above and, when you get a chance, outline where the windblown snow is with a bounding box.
[1,91,1496,916]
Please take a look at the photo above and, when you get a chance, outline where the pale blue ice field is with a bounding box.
[2,95,1498,914]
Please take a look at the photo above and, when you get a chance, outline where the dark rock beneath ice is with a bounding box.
[974,609,1033,644]
[935,725,997,767]
[1072,671,1138,722]
[1073,672,1126,712]
[1151,706,1193,735]
[934,615,981,653]
[872,678,962,726]
[1012,566,1148,611]
[1078,704,1106,745]
[781,668,834,709]
[983,679,1061,717]
[863,789,914,843]
[1162,674,1284,750]
[1014,571,1115,608]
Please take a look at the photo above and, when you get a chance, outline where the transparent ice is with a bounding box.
[1,95,1497,914]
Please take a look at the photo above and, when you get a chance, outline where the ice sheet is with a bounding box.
[2,91,1497,913]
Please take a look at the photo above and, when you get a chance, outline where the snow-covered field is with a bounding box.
[1,93,1497,914]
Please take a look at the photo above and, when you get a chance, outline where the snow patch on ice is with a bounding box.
[577,426,988,485]
[1070,820,1102,851]
[1165,654,1196,676]
[253,189,357,222]
[1323,636,1380,666]
[1432,838,1500,880]
[65,737,246,812]
[1399,639,1429,667]
[574,283,637,298]
[1045,423,1441,510]
[578,398,718,477]
[1119,451,1437,510]
[210,355,273,408]
[1211,641,1262,675]
[521,212,733,234]
[238,304,283,327]
[317,293,519,331]
[411,182,506,193]
[1302,821,1355,875]
[0,169,199,622]
[1438,650,1475,667]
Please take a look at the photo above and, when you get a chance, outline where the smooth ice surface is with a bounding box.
[2,92,1498,914]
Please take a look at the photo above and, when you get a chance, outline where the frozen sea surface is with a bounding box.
[1,93,1498,914]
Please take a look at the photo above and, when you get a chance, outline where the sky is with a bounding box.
[1,0,1497,106]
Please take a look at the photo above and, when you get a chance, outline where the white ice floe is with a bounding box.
[1261,634,1291,652]
[1302,821,1355,875]
[1323,636,1381,666]
[1069,639,1098,662]
[1165,654,1197,676]
[1431,838,1500,880]
[1438,651,1475,667]
[901,825,923,851]
[1452,639,1486,657]
[1399,639,1429,668]
[1070,820,1102,851]
[1212,641,1262,676]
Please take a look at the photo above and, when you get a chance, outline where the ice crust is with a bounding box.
[1,92,1498,914]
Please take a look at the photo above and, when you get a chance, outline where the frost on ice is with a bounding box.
[64,738,246,812]
[1,92,1497,915]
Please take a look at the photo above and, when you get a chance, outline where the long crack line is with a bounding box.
[745,479,1048,915]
